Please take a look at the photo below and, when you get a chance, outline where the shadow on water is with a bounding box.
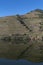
[17,44,33,59]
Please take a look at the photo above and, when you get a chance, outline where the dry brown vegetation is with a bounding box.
[0,9,43,62]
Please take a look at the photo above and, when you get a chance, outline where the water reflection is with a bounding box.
[0,59,43,65]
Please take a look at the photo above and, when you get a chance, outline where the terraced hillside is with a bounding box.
[0,9,43,62]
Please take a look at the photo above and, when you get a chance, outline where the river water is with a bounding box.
[0,40,43,65]
[0,59,43,65]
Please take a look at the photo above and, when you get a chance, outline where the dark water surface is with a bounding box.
[0,59,43,65]
[0,41,43,65]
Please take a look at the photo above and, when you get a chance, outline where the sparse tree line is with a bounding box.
[39,21,43,31]
[16,14,43,32]
[1,33,43,44]
[16,14,29,30]
[1,34,31,44]
[16,14,33,31]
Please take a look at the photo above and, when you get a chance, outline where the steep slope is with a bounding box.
[0,16,29,37]
[0,9,43,62]
[0,9,43,37]
[21,9,43,37]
